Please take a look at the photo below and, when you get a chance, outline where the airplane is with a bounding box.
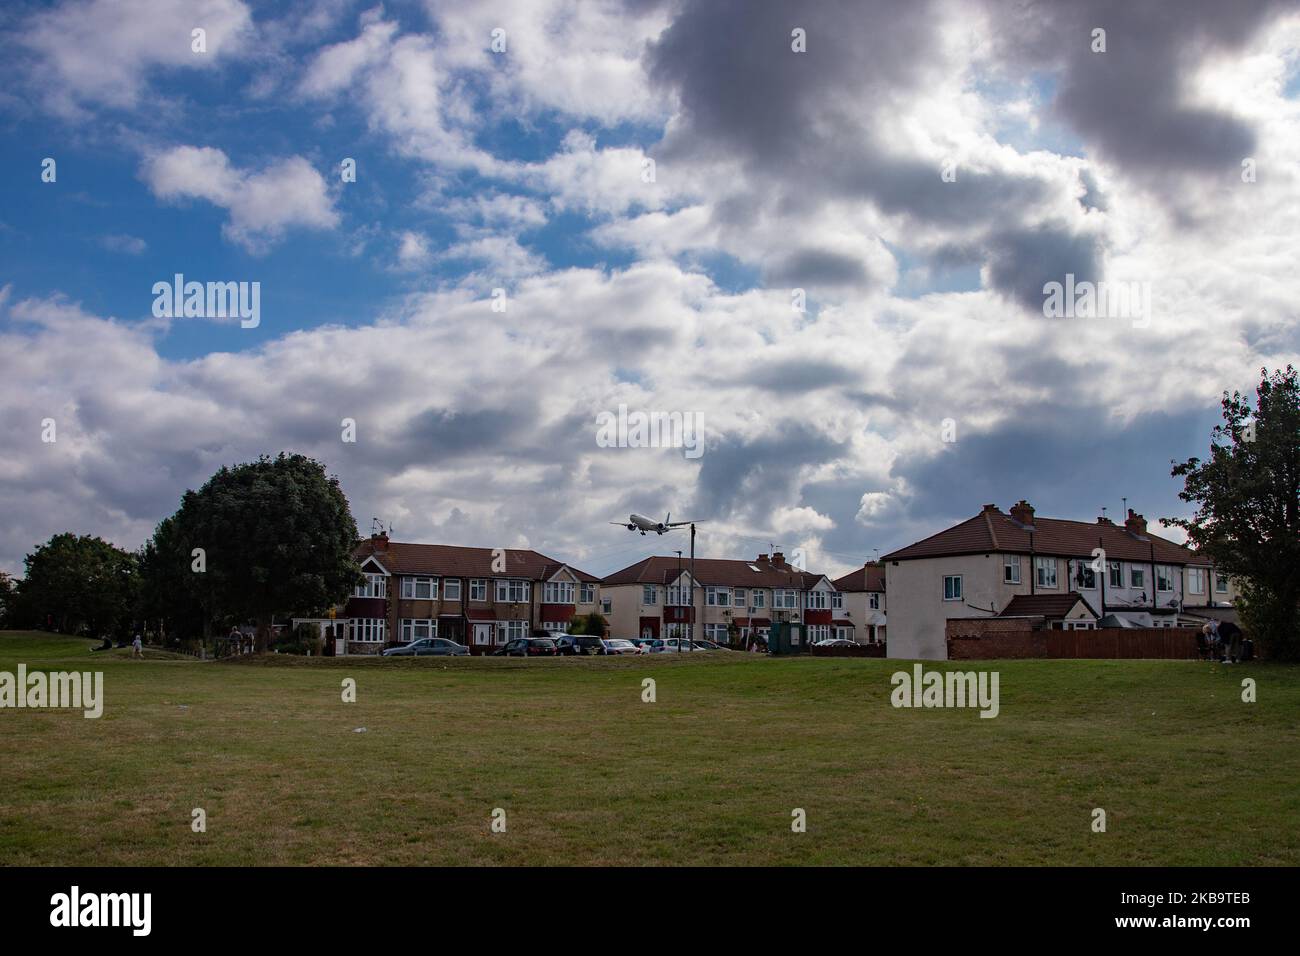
[609,513,700,535]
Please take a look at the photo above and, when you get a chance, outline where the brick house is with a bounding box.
[337,532,601,654]
[601,551,838,645]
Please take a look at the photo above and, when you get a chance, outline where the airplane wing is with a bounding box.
[665,519,702,527]
[609,521,632,526]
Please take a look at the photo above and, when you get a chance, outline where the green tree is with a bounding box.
[1169,366,1300,659]
[16,533,139,638]
[0,570,15,628]
[137,514,208,644]
[150,454,361,649]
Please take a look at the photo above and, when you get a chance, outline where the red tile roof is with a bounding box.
[601,555,820,589]
[881,506,1204,564]
[355,539,599,582]
[998,592,1099,619]
[832,563,886,592]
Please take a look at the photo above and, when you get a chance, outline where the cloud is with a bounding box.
[99,234,147,255]
[15,0,253,115]
[140,146,339,251]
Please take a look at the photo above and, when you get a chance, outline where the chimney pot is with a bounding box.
[1124,509,1147,534]
[1009,500,1035,526]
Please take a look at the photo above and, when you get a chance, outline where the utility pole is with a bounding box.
[689,522,697,653]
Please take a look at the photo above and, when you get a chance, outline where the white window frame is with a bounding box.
[869,592,880,610]
[1215,572,1229,594]
[496,579,530,603]
[806,589,829,610]
[1130,565,1145,590]
[1156,565,1174,593]
[1003,556,1020,584]
[734,588,747,609]
[1187,567,1206,595]
[355,573,387,599]
[400,618,436,642]
[579,583,595,604]
[642,585,658,605]
[773,589,799,610]
[544,581,576,604]
[443,578,461,601]
[470,579,487,601]
[943,575,963,601]
[751,589,766,609]
[351,618,386,643]
[1072,560,1097,590]
[1108,561,1123,589]
[706,586,731,607]
[1035,557,1057,589]
[400,576,436,600]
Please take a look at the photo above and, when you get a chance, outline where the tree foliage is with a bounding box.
[1169,366,1300,659]
[144,454,361,645]
[15,533,139,638]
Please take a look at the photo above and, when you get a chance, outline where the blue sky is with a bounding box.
[1,0,1298,578]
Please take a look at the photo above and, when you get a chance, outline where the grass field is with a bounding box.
[1,629,1297,866]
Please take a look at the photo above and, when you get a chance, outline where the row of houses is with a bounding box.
[300,498,1235,659]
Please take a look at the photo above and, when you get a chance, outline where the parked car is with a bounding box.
[498,637,559,657]
[382,637,469,657]
[642,638,708,654]
[602,639,639,656]
[813,638,857,647]
[555,635,608,656]
[692,639,729,650]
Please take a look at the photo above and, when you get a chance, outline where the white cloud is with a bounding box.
[141,146,339,251]
[18,0,253,115]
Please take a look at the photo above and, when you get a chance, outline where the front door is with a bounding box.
[473,623,493,649]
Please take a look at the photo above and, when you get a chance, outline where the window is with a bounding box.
[580,583,595,604]
[1156,565,1174,593]
[350,618,386,643]
[642,585,658,605]
[869,592,880,610]
[355,573,387,598]
[835,625,854,641]
[1108,561,1123,589]
[1035,557,1057,589]
[734,588,747,608]
[495,579,529,603]
[470,579,487,602]
[704,623,728,642]
[1003,556,1020,584]
[1215,572,1229,594]
[665,622,688,639]
[831,591,843,610]
[600,598,612,615]
[808,624,830,642]
[1187,568,1206,595]
[706,587,731,607]
[667,583,689,606]
[1072,560,1096,590]
[443,578,461,601]
[495,620,527,643]
[943,575,963,601]
[543,581,576,604]
[773,589,799,609]
[400,576,436,600]
[1129,565,1145,590]
[751,589,766,609]
[400,619,436,642]
[806,590,829,610]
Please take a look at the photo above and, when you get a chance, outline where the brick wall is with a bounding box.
[946,618,1199,659]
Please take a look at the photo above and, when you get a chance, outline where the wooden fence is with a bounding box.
[946,618,1200,660]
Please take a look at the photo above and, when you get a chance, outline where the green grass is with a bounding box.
[1,629,1296,865]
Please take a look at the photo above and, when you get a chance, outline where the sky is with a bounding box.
[1,0,1299,580]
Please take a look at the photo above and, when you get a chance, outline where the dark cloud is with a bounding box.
[692,423,845,519]
[742,357,863,394]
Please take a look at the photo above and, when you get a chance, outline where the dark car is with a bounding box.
[382,637,470,657]
[557,635,607,656]
[499,637,558,657]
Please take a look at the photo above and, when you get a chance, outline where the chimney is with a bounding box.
[771,551,786,567]
[756,553,769,564]
[982,503,998,513]
[371,530,389,551]
[1009,500,1035,526]
[1097,515,1113,525]
[1125,509,1147,535]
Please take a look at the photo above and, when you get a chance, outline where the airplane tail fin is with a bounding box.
[665,512,671,526]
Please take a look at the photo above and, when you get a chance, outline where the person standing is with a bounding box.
[132,633,143,659]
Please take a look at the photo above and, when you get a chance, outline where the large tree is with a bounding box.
[1169,366,1300,659]
[153,454,361,648]
[0,571,15,628]
[16,533,139,639]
